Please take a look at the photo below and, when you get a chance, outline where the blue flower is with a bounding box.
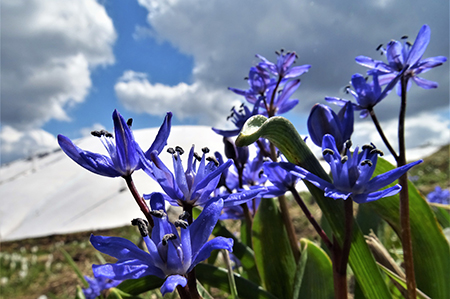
[90,195,233,296]
[57,110,172,177]
[325,73,393,118]
[212,103,260,137]
[256,50,311,79]
[307,102,354,153]
[279,135,422,204]
[427,186,450,205]
[82,276,122,299]
[228,65,271,104]
[262,156,300,198]
[146,145,261,208]
[261,78,302,116]
[356,24,447,95]
[145,146,233,207]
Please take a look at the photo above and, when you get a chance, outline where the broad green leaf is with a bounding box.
[366,158,450,298]
[116,275,164,295]
[236,115,392,299]
[212,220,261,284]
[377,263,431,299]
[293,238,333,299]
[430,204,450,228]
[252,198,296,299]
[196,263,277,299]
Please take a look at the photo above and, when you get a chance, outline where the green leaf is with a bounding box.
[116,275,164,295]
[196,263,277,299]
[212,220,261,284]
[293,239,334,299]
[377,263,431,299]
[252,198,296,299]
[196,280,215,299]
[236,115,392,299]
[75,286,86,299]
[366,158,450,298]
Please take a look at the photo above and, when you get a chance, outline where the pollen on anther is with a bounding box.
[175,146,184,155]
[341,156,348,163]
[360,159,373,167]
[370,148,384,156]
[162,233,177,246]
[194,152,202,161]
[206,156,219,166]
[167,147,175,155]
[362,144,375,151]
[202,147,210,154]
[322,148,334,156]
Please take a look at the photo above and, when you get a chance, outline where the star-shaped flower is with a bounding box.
[90,194,233,296]
[58,110,171,177]
[356,24,447,95]
[279,135,422,204]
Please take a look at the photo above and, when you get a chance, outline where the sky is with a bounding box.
[1,0,449,165]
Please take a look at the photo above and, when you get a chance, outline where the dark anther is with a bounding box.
[102,130,113,138]
[179,211,191,220]
[167,147,175,155]
[362,144,375,151]
[259,169,264,178]
[131,218,149,237]
[275,50,280,55]
[194,152,202,161]
[365,76,369,81]
[344,140,352,150]
[175,219,189,229]
[240,103,245,108]
[344,85,351,94]
[149,209,166,218]
[280,48,285,52]
[202,147,210,154]
[322,148,334,156]
[360,159,373,167]
[226,115,231,120]
[406,41,412,47]
[206,156,219,166]
[341,156,348,163]
[162,233,177,246]
[370,148,384,156]
[376,44,383,51]
[244,77,249,80]
[175,146,184,155]
[127,118,133,128]
[295,54,299,59]
[91,130,102,137]
[401,35,408,40]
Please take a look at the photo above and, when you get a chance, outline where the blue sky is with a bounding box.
[1,0,449,164]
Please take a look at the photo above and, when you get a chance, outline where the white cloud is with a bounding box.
[1,0,116,130]
[118,0,448,150]
[0,126,57,165]
[115,71,236,126]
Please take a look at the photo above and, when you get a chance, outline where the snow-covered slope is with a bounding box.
[0,126,224,241]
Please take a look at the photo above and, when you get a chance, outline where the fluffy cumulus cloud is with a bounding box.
[1,0,116,164]
[118,0,448,135]
[115,71,237,125]
[2,0,116,129]
[0,126,57,165]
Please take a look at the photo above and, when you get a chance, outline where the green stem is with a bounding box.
[222,249,238,299]
[398,76,417,299]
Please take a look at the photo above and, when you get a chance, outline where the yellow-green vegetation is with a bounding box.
[409,144,449,194]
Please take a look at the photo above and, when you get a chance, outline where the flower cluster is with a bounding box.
[56,24,445,299]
